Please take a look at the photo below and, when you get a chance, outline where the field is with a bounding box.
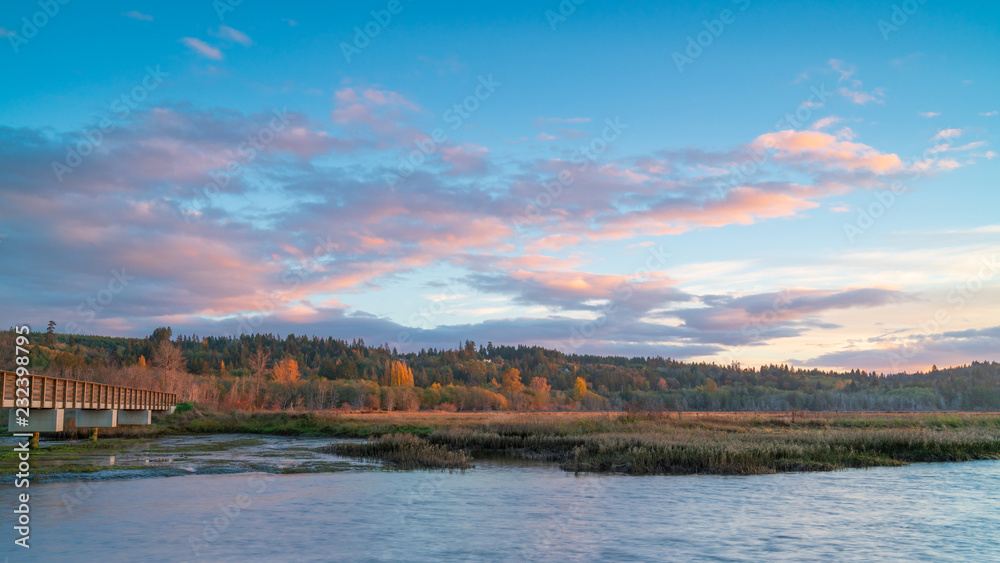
[14,408,997,476]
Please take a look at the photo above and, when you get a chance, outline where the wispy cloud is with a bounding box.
[214,25,253,47]
[123,10,153,21]
[918,111,940,118]
[828,60,884,104]
[181,37,223,60]
[838,87,885,105]
[931,128,963,140]
[810,116,842,130]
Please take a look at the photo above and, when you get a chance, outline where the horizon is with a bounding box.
[2,0,999,374]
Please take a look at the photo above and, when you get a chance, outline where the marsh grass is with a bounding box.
[6,408,1000,475]
[324,433,474,470]
[316,411,1000,474]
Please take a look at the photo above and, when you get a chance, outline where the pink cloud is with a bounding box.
[753,130,903,173]
[441,143,490,174]
[331,87,425,144]
[602,187,820,239]
[216,25,252,47]
[181,37,223,60]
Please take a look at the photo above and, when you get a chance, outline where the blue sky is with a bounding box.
[1,0,998,371]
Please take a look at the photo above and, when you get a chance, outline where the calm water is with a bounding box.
[7,460,1000,562]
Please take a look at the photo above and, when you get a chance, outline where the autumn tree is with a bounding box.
[384,360,414,386]
[529,376,551,409]
[501,368,524,393]
[572,377,587,401]
[272,357,300,384]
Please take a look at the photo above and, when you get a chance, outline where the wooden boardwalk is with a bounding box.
[1,370,176,411]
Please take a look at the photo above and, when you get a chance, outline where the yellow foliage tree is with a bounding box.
[272,358,300,383]
[138,355,147,368]
[501,368,524,393]
[572,377,587,401]
[385,360,414,387]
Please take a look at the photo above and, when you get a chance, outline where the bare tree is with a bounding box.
[152,340,186,393]
[247,346,271,410]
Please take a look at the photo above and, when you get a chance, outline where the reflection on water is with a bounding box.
[21,460,1000,562]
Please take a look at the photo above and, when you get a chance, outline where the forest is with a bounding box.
[4,324,1000,412]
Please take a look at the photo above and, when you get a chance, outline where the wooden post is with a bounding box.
[90,427,99,442]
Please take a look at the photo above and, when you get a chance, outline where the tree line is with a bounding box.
[5,326,1000,411]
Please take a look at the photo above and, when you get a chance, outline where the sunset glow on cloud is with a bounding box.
[2,1,998,373]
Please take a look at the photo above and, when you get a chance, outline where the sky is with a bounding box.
[1,0,998,372]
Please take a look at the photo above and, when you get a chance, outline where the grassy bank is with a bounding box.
[6,408,1000,475]
[324,434,474,470]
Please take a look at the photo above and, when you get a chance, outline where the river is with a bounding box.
[10,456,1000,561]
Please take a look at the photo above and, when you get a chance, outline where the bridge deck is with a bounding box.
[1,371,176,411]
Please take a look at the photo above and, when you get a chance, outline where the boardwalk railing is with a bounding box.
[1,371,177,411]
